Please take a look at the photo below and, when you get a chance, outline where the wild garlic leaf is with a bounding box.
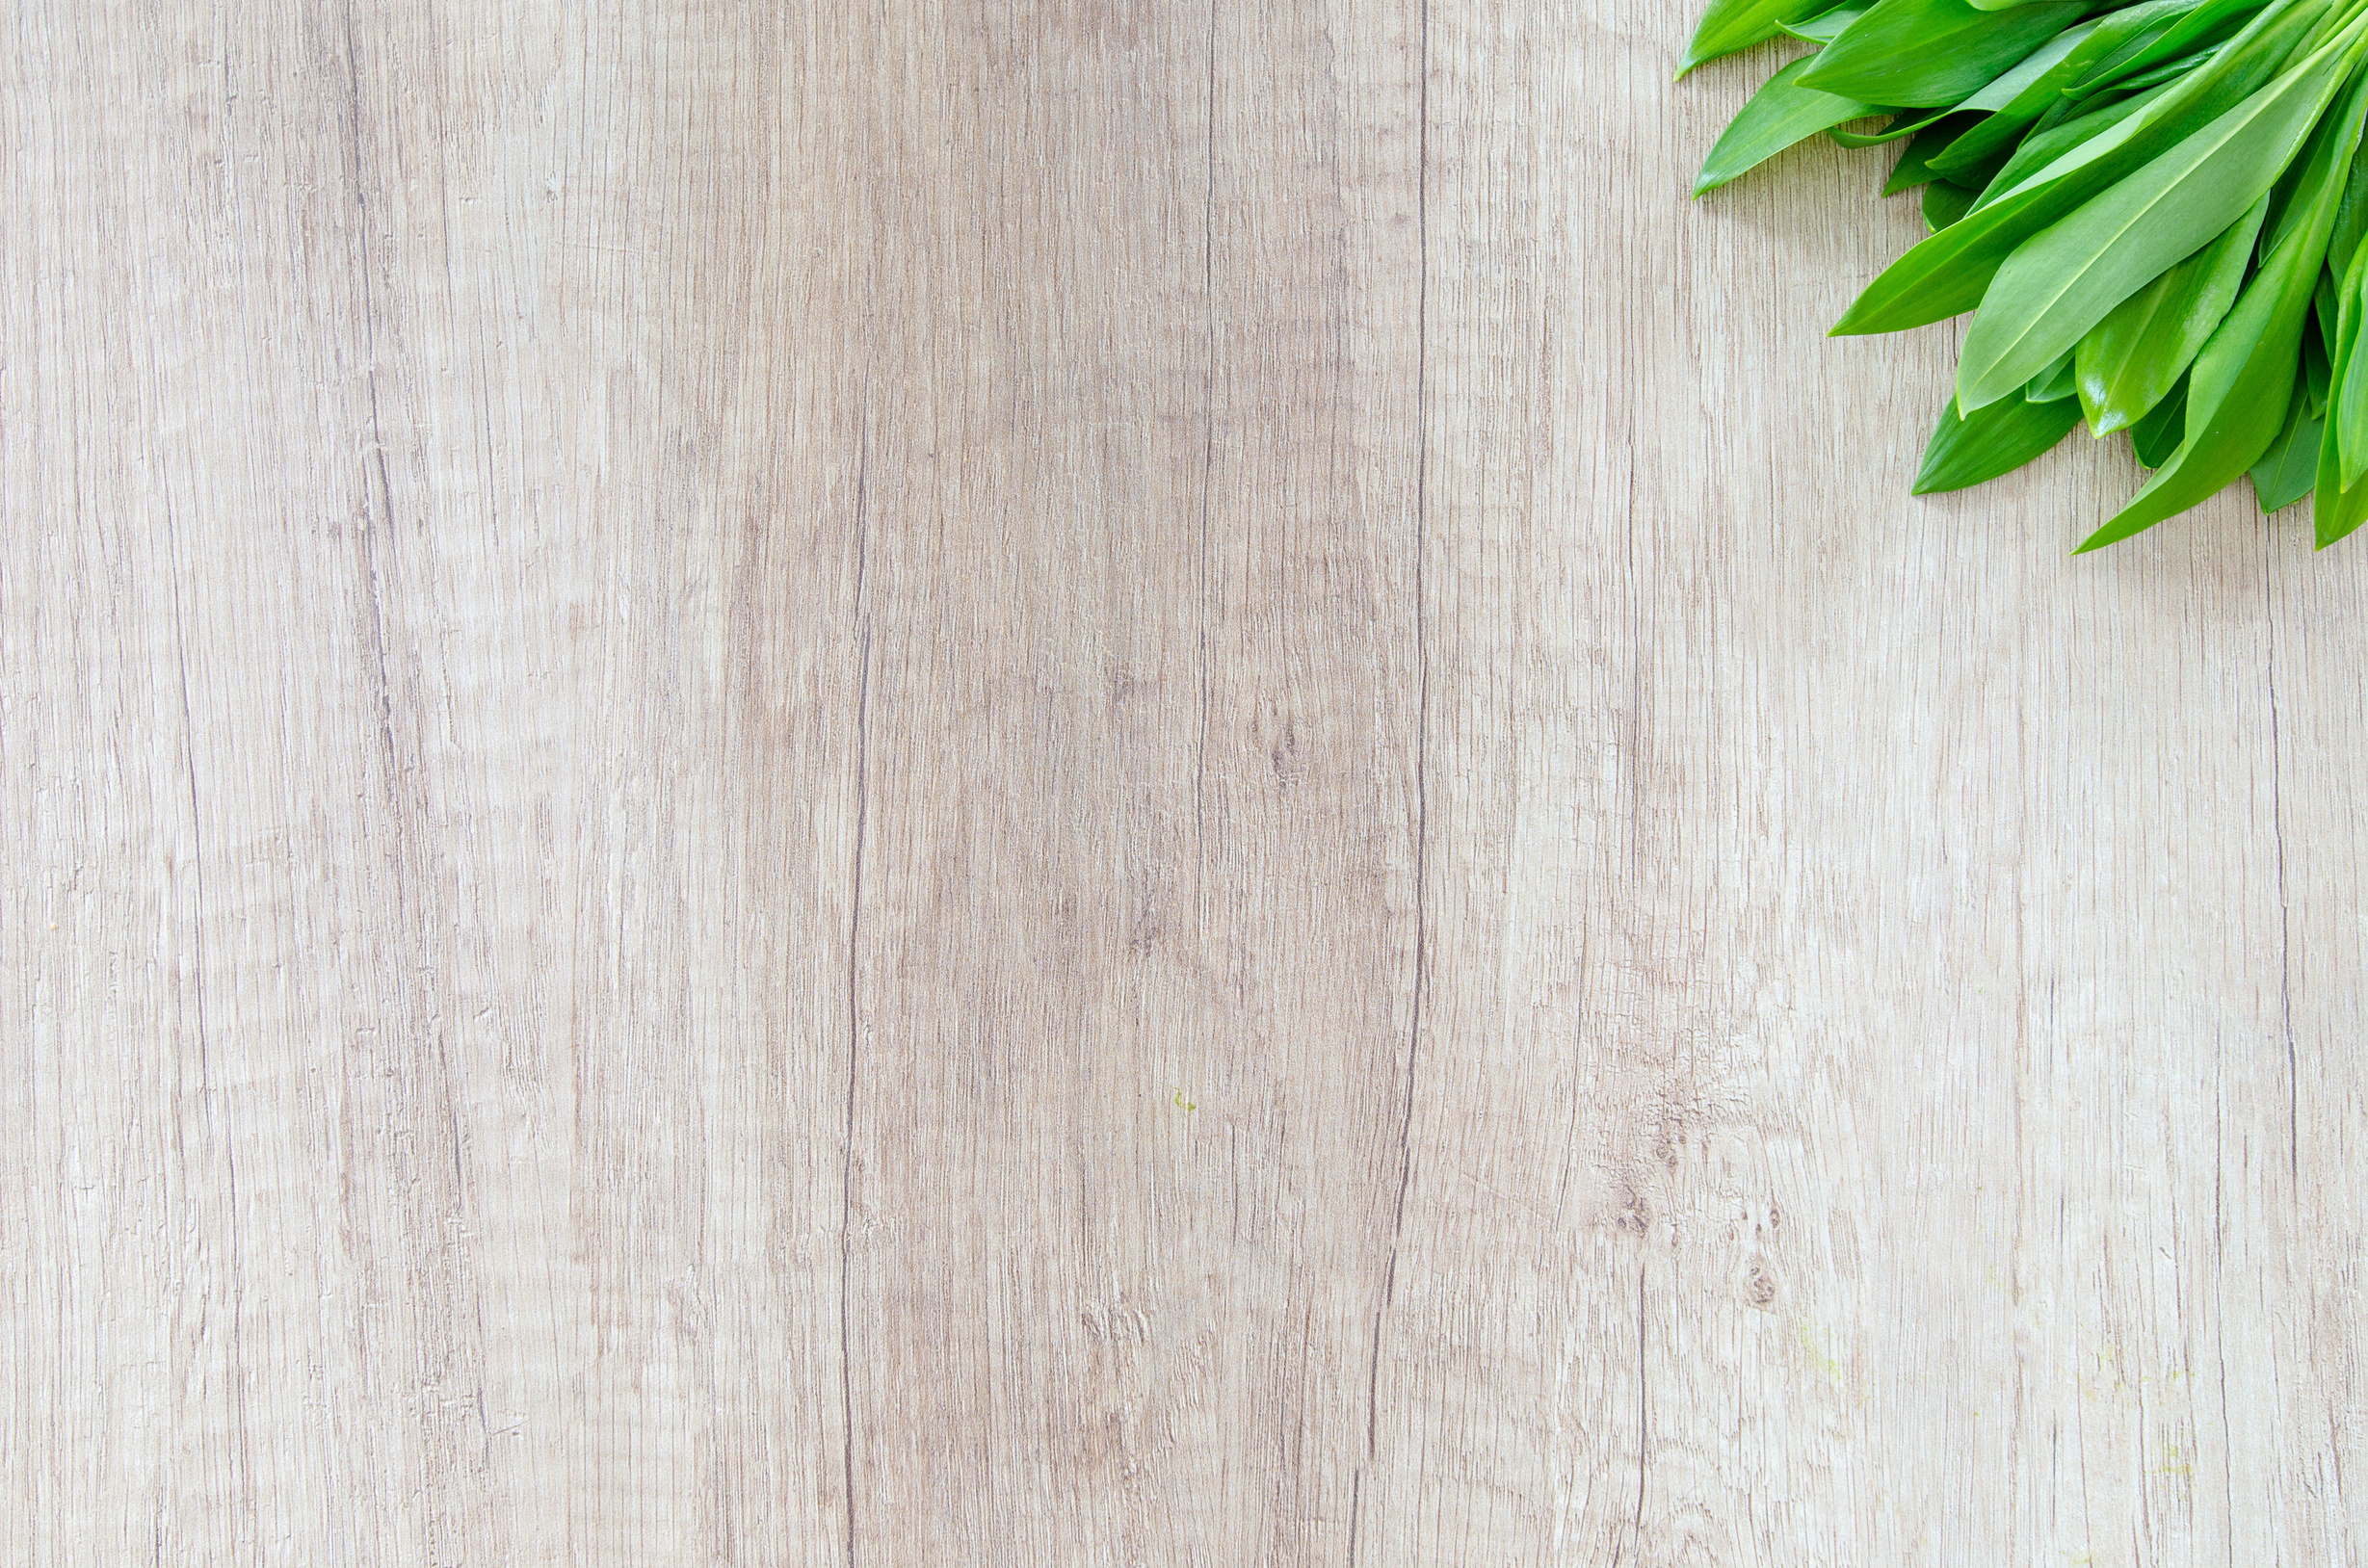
[1925,179,1982,229]
[2130,372,2194,466]
[2333,237,2368,483]
[2250,367,2323,510]
[1799,0,2090,107]
[2072,195,2266,433]
[1680,0,1805,78]
[1913,388,2084,492]
[1695,56,1891,195]
[2027,350,2081,401]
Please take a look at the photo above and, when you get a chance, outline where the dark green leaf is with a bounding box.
[2130,373,2193,464]
[1913,384,2084,492]
[2304,307,2331,414]
[1973,79,2177,203]
[2250,367,2323,508]
[2311,438,2368,543]
[1885,114,1986,190]
[2109,42,2228,92]
[1798,0,2090,107]
[1695,56,1890,195]
[1925,179,1982,228]
[1925,17,2119,176]
[2072,195,2265,433]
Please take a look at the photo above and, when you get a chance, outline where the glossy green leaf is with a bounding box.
[2130,373,2193,465]
[1912,384,2084,492]
[2072,194,2265,433]
[1680,0,1799,77]
[1695,56,1889,195]
[1831,0,2325,335]
[2250,366,2323,508]
[1957,22,2361,413]
[2078,62,2368,550]
[1798,0,2089,107]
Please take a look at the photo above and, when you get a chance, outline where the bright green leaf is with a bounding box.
[1695,56,1890,195]
[2072,194,2266,433]
[1798,0,2089,107]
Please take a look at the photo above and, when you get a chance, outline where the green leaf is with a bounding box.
[2072,194,2266,433]
[1925,179,1982,228]
[2304,307,2332,413]
[1695,56,1889,195]
[2334,238,2368,483]
[2108,42,2229,93]
[1885,113,1986,190]
[1829,107,1954,146]
[2028,349,2081,400]
[1913,383,2084,492]
[1973,79,2181,205]
[1798,0,2090,107]
[2066,0,2266,98]
[1937,2,2234,181]
[2316,239,2368,540]
[2078,60,2368,550]
[1680,0,1801,77]
[1956,23,2361,413]
[2131,372,2194,465]
[2250,366,2323,509]
[1782,3,1872,40]
[1924,18,2114,177]
[2328,137,2368,274]
[1831,0,2329,335]
[2310,438,2368,543]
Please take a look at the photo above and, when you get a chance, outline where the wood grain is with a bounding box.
[6,2,2365,1563]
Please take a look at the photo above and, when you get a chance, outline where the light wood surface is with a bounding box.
[9,3,2367,1562]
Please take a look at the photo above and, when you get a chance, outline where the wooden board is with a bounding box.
[7,2,2365,1561]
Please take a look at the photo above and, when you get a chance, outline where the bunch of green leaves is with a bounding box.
[1685,0,2368,549]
